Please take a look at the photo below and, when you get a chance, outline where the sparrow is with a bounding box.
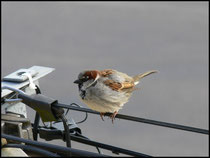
[74,69,157,123]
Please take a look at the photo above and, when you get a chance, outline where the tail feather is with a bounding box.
[133,70,158,85]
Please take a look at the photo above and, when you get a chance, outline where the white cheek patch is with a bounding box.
[87,77,99,89]
[93,73,100,82]
[83,73,100,90]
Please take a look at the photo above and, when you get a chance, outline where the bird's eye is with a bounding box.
[81,75,89,80]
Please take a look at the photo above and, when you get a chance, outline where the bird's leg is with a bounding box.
[100,112,105,121]
[110,111,118,124]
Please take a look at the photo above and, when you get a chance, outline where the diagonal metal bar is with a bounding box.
[2,134,110,157]
[70,134,152,157]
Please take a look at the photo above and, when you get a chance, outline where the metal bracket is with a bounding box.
[39,118,81,141]
[18,93,58,122]
[2,66,55,98]
[1,66,55,118]
[1,113,34,143]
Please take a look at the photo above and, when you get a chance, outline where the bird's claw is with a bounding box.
[100,111,118,123]
[100,113,105,121]
[110,111,118,124]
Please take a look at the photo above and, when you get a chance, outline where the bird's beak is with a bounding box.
[74,79,82,84]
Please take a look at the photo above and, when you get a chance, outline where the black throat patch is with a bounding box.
[79,81,97,99]
[80,90,86,99]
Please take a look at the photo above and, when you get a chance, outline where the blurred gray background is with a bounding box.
[1,2,209,156]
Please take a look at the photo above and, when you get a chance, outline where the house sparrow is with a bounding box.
[74,69,157,123]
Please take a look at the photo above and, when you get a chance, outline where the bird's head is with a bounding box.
[74,70,100,90]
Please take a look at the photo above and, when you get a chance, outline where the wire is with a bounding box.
[33,85,41,141]
[74,131,103,155]
[60,114,72,156]
[70,133,151,157]
[2,86,26,95]
[34,123,146,156]
[65,103,88,124]
[2,134,110,157]
[2,89,23,104]
[54,102,209,135]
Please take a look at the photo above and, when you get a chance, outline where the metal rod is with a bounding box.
[60,114,71,157]
[54,103,209,135]
[70,134,152,157]
[2,86,26,95]
[2,134,110,157]
[31,123,151,157]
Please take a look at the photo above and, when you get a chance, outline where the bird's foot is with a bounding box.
[100,112,105,121]
[110,111,118,124]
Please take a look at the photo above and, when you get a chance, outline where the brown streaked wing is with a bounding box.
[104,79,135,91]
[100,69,115,77]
